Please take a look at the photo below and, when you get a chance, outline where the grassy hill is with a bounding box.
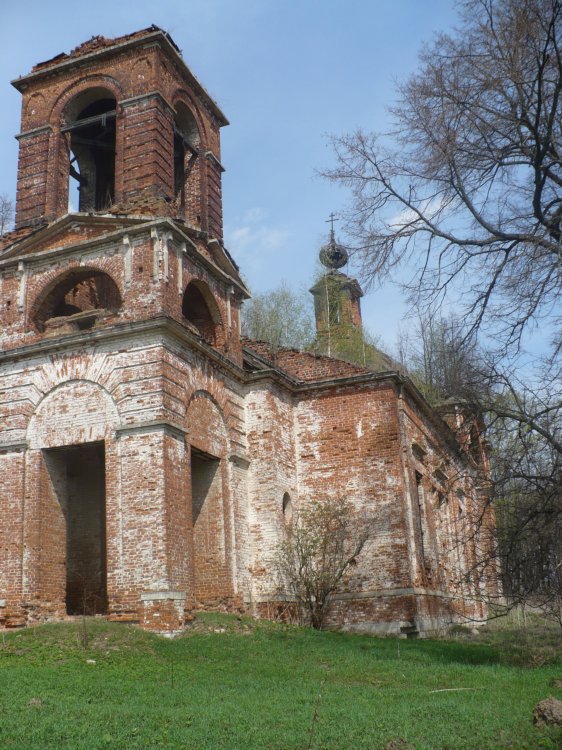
[0,613,560,750]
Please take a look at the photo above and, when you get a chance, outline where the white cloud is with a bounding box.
[225,208,291,286]
[388,196,448,232]
[243,206,266,223]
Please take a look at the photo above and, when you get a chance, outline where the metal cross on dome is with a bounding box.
[320,213,348,270]
[325,212,340,240]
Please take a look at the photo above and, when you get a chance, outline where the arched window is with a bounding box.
[457,491,466,517]
[328,296,340,326]
[282,493,293,523]
[173,103,200,223]
[35,269,121,332]
[63,88,117,212]
[469,425,481,463]
[182,280,222,346]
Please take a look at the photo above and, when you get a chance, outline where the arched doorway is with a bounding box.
[186,392,232,607]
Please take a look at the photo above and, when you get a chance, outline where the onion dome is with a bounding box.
[319,227,348,270]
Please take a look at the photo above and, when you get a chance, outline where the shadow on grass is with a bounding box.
[311,622,561,668]
[263,626,504,668]
[414,638,501,666]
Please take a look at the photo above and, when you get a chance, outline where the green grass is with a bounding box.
[0,613,561,750]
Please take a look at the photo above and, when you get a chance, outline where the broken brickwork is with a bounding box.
[0,28,495,635]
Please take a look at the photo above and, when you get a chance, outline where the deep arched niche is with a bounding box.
[182,280,223,347]
[26,380,120,617]
[186,391,231,606]
[34,268,122,332]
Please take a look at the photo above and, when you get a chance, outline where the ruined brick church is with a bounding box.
[0,27,495,634]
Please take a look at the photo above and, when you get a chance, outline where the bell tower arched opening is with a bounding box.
[63,88,117,212]
[173,103,201,226]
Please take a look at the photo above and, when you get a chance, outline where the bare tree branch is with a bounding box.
[0,194,14,237]
[325,0,562,356]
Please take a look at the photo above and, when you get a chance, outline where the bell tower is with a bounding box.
[12,26,227,239]
[310,219,364,355]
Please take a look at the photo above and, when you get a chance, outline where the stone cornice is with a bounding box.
[119,91,175,113]
[0,440,28,453]
[11,30,229,126]
[0,318,465,461]
[229,453,250,469]
[0,315,247,383]
[243,346,467,459]
[115,419,188,441]
[0,215,249,296]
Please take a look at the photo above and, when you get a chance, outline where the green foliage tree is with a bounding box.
[241,282,315,352]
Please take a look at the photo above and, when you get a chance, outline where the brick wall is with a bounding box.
[0,27,494,635]
[13,30,226,240]
[0,222,244,365]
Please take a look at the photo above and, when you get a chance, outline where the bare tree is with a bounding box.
[275,497,373,629]
[0,194,14,237]
[492,424,562,623]
[396,311,561,621]
[394,311,485,404]
[326,0,562,356]
[326,0,562,620]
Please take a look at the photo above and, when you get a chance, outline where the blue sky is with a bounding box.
[0,0,460,349]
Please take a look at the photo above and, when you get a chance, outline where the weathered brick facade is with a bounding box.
[0,27,496,635]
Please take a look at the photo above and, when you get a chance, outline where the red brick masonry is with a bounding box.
[0,28,496,634]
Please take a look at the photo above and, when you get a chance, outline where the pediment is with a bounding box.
[0,214,142,261]
[0,213,250,298]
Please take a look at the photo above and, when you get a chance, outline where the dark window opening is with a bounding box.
[182,281,221,346]
[44,442,107,616]
[282,493,293,523]
[412,442,427,463]
[174,131,186,199]
[415,471,429,569]
[35,269,121,332]
[65,95,116,212]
